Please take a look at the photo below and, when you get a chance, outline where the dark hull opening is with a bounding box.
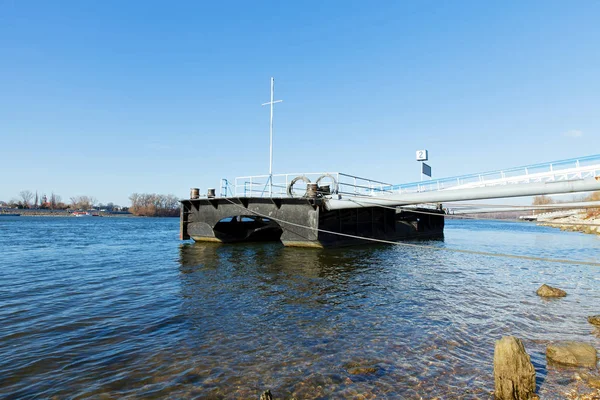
[213,216,283,243]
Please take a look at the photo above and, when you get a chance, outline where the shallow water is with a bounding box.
[1,217,599,399]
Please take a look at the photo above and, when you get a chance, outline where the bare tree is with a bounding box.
[586,191,600,202]
[129,193,180,217]
[532,195,555,215]
[50,192,61,210]
[70,195,97,210]
[532,195,554,205]
[19,190,34,208]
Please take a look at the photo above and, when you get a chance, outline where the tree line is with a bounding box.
[2,190,182,217]
[532,191,600,218]
[128,193,180,217]
[1,190,68,210]
[0,191,128,211]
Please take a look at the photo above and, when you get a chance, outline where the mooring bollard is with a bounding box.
[318,185,331,195]
[306,183,318,198]
[207,188,216,198]
[190,188,200,199]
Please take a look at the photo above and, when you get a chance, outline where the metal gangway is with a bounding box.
[388,154,600,195]
[215,154,600,210]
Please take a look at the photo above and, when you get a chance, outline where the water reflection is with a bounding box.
[178,242,391,277]
[177,242,408,398]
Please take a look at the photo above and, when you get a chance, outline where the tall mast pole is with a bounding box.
[269,77,274,179]
[261,77,283,197]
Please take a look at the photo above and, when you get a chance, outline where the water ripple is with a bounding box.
[0,217,599,398]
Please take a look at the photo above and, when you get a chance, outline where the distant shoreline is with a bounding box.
[538,212,600,235]
[1,209,137,218]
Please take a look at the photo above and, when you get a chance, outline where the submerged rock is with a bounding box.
[581,373,600,389]
[536,284,567,298]
[546,342,598,368]
[347,366,379,375]
[588,315,600,327]
[259,390,273,400]
[493,336,537,400]
[344,361,380,375]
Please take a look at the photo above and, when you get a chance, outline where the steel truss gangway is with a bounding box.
[325,154,600,210]
[388,154,600,195]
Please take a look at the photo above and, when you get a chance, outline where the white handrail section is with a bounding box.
[218,172,394,198]
[388,154,600,194]
[213,155,600,199]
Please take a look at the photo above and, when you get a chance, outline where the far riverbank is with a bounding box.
[1,209,136,218]
[538,212,600,235]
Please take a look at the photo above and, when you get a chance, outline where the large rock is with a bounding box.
[588,315,600,327]
[546,342,597,368]
[536,284,566,298]
[494,336,537,400]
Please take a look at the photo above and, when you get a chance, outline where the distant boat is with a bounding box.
[0,213,20,217]
[73,211,101,217]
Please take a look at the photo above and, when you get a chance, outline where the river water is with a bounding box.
[1,217,599,399]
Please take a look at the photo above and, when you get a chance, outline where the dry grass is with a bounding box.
[586,209,600,218]
[585,191,600,219]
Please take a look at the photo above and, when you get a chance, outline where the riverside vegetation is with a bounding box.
[1,190,179,217]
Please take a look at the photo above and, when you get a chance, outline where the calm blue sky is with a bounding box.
[1,1,598,205]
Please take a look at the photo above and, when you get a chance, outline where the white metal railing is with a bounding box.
[217,172,394,198]
[387,154,600,195]
[209,155,600,200]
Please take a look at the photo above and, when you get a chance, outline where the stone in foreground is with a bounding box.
[259,390,273,400]
[546,342,598,368]
[494,336,537,400]
[588,315,600,327]
[581,373,600,389]
[536,284,567,298]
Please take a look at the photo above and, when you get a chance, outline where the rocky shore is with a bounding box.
[490,284,600,400]
[538,212,600,235]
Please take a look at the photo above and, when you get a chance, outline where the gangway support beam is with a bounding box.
[325,177,600,210]
[448,200,600,215]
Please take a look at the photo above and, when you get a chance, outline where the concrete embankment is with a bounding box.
[538,212,600,235]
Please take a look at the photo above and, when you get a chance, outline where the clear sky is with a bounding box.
[1,1,598,206]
